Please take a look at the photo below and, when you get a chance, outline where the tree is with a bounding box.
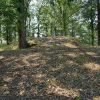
[0,0,17,45]
[16,0,29,48]
[12,0,31,48]
[97,0,100,45]
[82,0,96,45]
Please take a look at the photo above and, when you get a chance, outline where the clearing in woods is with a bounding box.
[0,37,100,100]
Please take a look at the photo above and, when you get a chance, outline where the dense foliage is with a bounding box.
[0,0,100,48]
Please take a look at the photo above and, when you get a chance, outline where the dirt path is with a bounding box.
[0,37,100,100]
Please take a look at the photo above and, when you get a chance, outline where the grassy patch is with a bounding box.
[75,97,81,100]
[0,43,18,51]
[75,55,89,64]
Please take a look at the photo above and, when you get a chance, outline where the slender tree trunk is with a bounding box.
[63,11,67,36]
[45,23,48,36]
[90,0,94,46]
[62,0,67,36]
[0,24,2,44]
[6,26,13,45]
[51,23,53,36]
[37,15,40,38]
[6,27,10,45]
[97,0,100,45]
[37,24,40,38]
[71,21,75,37]
[54,26,57,36]
[91,18,94,46]
[0,39,2,44]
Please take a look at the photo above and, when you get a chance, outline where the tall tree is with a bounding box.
[82,0,96,45]
[17,0,29,48]
[97,0,100,45]
[12,0,30,48]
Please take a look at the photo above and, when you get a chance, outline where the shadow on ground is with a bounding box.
[0,37,100,100]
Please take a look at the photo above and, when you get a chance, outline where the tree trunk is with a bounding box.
[17,0,28,49]
[0,24,2,44]
[37,15,40,38]
[62,0,67,36]
[18,23,28,48]
[54,26,58,36]
[45,23,48,36]
[37,24,40,38]
[97,0,100,45]
[91,18,94,46]
[71,21,75,37]
[51,23,53,36]
[63,11,67,36]
[6,26,10,45]
[90,0,94,46]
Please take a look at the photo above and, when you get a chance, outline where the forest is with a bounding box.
[0,0,100,100]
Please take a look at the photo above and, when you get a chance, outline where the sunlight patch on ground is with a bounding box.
[0,84,9,95]
[0,56,4,60]
[15,53,43,67]
[51,66,63,71]
[35,74,46,79]
[47,85,79,98]
[18,82,25,96]
[19,90,25,96]
[64,43,77,48]
[67,53,77,58]
[66,60,74,64]
[84,63,100,71]
[0,37,100,98]
[22,53,41,59]
[93,96,100,100]
[3,76,13,83]
[10,45,18,50]
[22,57,30,66]
[86,52,97,56]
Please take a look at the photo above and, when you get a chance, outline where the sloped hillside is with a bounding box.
[0,37,100,100]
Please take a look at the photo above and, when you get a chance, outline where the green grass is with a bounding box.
[75,55,88,64]
[0,43,18,51]
[0,44,9,51]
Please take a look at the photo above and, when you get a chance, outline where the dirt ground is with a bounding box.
[0,37,100,100]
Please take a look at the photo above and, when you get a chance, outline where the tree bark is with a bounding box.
[37,15,40,38]
[0,24,2,44]
[97,0,100,45]
[91,18,94,46]
[62,0,67,36]
[6,26,10,45]
[18,22,28,48]
[17,0,28,49]
[71,21,75,37]
[63,10,67,36]
[90,0,94,46]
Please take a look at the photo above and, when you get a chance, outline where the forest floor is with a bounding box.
[0,37,100,100]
